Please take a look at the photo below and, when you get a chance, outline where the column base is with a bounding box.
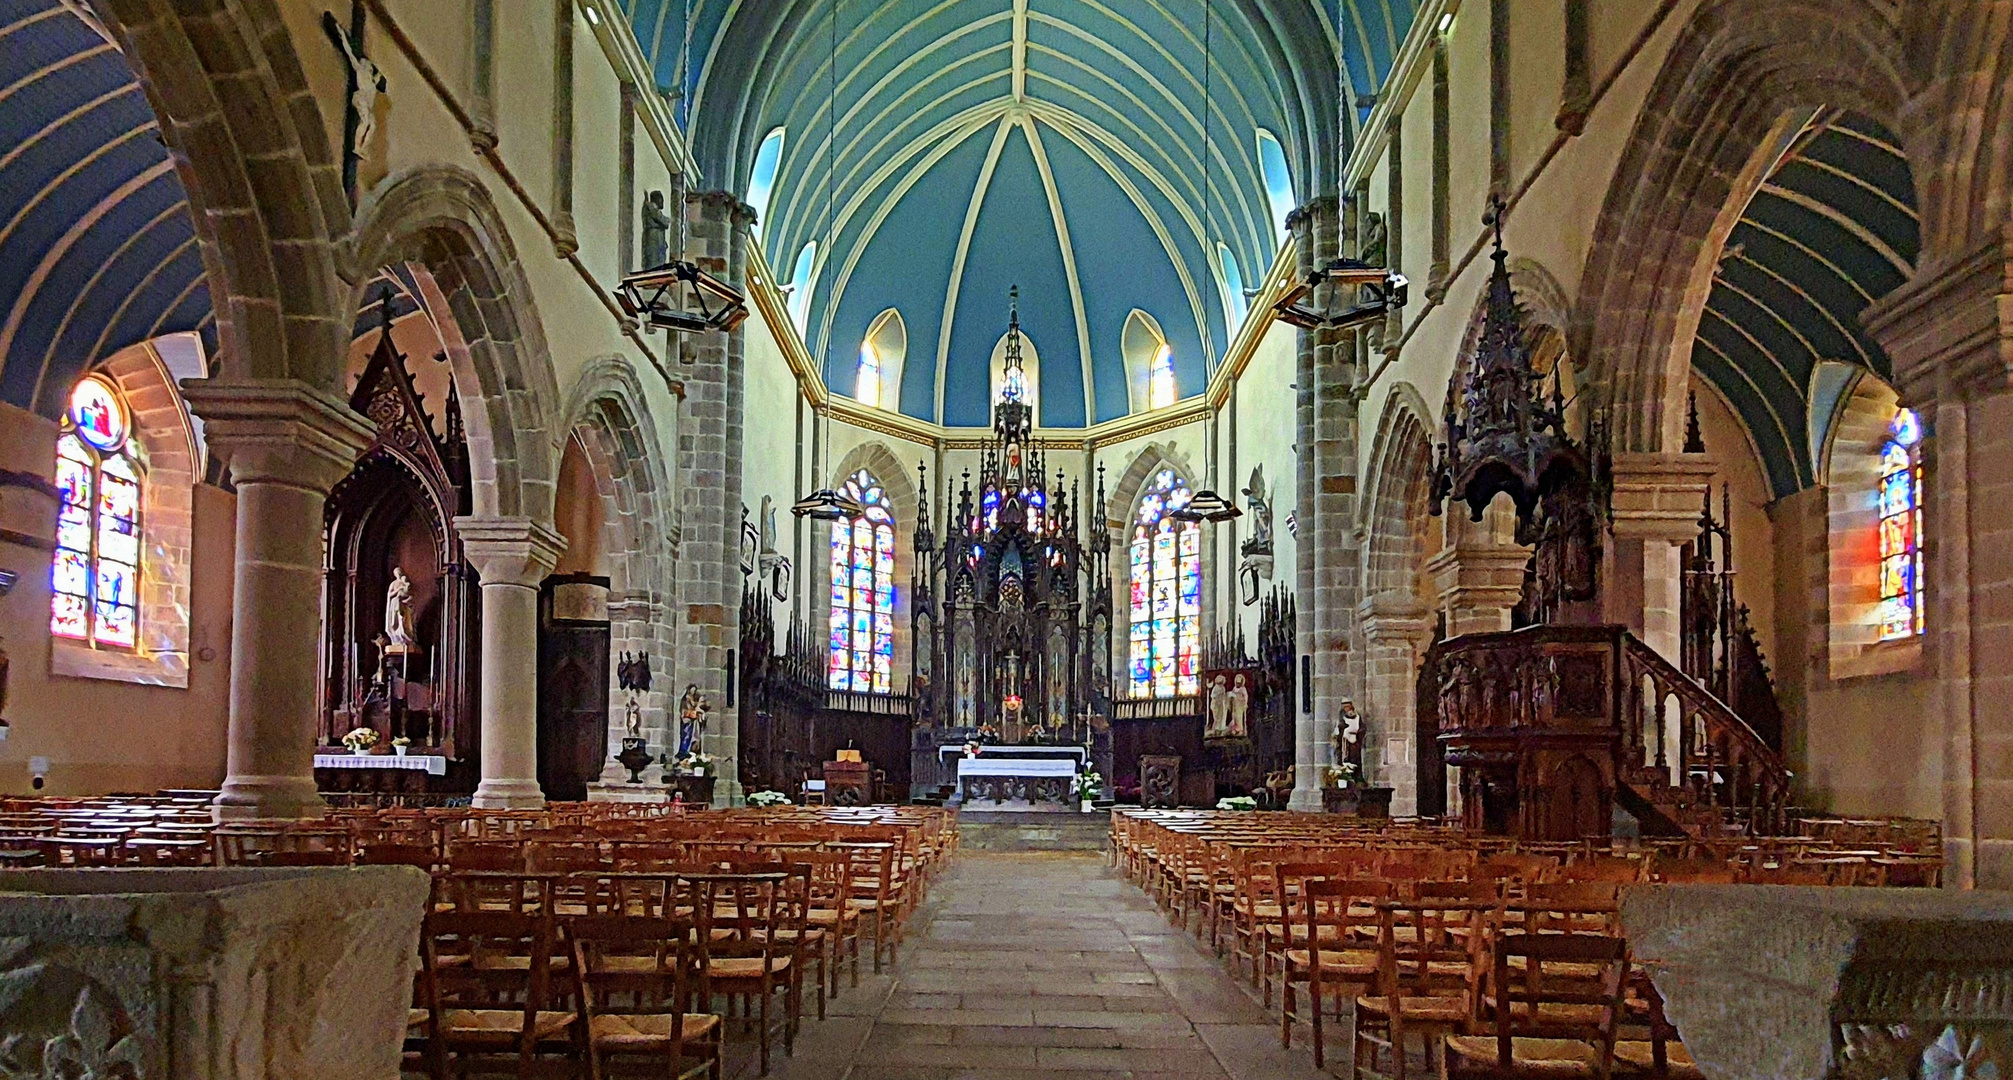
[212,774,327,822]
[471,778,547,810]
[1287,778,1326,812]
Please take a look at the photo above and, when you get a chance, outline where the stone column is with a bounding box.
[1287,196,1358,811]
[180,381,373,821]
[1359,591,1432,815]
[1863,239,2013,887]
[677,191,755,805]
[457,516,564,809]
[1608,453,1715,660]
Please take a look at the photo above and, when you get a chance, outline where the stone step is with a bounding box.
[954,811,1110,852]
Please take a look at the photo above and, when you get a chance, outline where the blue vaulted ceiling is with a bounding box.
[1691,113,1918,498]
[623,0,1414,426]
[0,0,214,419]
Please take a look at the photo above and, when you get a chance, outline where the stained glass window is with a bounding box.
[1148,345,1177,409]
[828,469,896,693]
[1876,407,1924,641]
[1128,469,1200,699]
[52,377,140,648]
[999,364,1028,404]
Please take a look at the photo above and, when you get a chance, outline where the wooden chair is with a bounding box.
[840,841,903,973]
[420,909,577,1078]
[1280,877,1389,1068]
[1443,933,1629,1080]
[1354,897,1496,1080]
[569,914,723,1080]
[690,871,795,1076]
[790,851,860,1002]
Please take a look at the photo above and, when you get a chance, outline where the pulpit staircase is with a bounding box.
[1428,625,1790,840]
[1610,631,1789,838]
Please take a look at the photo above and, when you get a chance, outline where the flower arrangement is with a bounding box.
[976,724,1001,744]
[673,752,716,776]
[747,790,790,808]
[962,741,981,758]
[1216,796,1258,811]
[1070,768,1104,801]
[390,735,412,757]
[1323,762,1362,788]
[341,727,378,753]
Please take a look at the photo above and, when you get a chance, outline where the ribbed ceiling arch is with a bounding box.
[1690,112,1918,498]
[624,0,1381,427]
[0,0,213,419]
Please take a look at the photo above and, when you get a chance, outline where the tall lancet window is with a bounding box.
[1148,345,1177,409]
[52,376,141,649]
[1128,468,1200,698]
[828,469,896,693]
[1877,407,1924,641]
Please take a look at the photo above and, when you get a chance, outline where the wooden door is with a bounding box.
[537,576,610,802]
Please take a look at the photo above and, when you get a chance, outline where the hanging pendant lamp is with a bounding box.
[791,0,856,523]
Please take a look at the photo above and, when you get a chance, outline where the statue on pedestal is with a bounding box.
[641,191,671,269]
[383,567,413,653]
[677,684,710,758]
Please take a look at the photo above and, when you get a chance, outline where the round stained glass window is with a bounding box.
[68,377,128,453]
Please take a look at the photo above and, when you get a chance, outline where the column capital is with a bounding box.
[1358,590,1433,645]
[456,516,565,587]
[178,379,373,493]
[1861,232,2013,404]
[1609,452,1715,543]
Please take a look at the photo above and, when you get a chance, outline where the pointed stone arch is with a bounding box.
[347,166,563,524]
[558,356,679,779]
[1574,0,1906,456]
[92,0,351,389]
[1360,382,1439,602]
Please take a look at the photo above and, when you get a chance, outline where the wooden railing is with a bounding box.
[1616,631,1790,835]
[1431,625,1789,836]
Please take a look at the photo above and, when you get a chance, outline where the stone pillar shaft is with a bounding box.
[1608,453,1715,661]
[676,191,754,804]
[1360,591,1432,816]
[458,516,564,810]
[181,381,373,821]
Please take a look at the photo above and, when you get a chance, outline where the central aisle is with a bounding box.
[754,851,1329,1080]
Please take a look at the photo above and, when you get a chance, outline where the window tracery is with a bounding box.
[51,377,141,649]
[1128,468,1200,698]
[1877,407,1923,641]
[828,468,896,693]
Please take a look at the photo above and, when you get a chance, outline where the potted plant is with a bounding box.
[747,790,790,808]
[341,727,378,757]
[1070,768,1103,813]
[390,736,411,758]
[1215,795,1258,811]
[1323,762,1361,789]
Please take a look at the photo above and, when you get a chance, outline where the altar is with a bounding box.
[952,745,1085,807]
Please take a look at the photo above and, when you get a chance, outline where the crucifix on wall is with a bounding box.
[322,2,386,205]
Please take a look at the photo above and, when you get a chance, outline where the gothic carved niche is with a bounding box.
[319,296,478,786]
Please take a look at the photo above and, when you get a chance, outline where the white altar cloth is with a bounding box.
[939,744,1085,766]
[314,752,448,777]
[955,758,1079,779]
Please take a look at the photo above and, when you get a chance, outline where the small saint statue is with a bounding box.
[384,567,413,652]
[677,683,709,758]
[1227,674,1250,739]
[641,190,672,269]
[1205,675,1231,738]
[624,695,643,738]
[1337,699,1364,770]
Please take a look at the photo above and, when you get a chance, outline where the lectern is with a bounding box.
[823,758,872,806]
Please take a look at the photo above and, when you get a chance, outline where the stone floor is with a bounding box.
[729,851,1330,1080]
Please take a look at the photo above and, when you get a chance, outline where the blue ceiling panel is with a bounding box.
[942,125,1082,428]
[641,0,1345,427]
[0,1,213,419]
[1690,113,1918,498]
